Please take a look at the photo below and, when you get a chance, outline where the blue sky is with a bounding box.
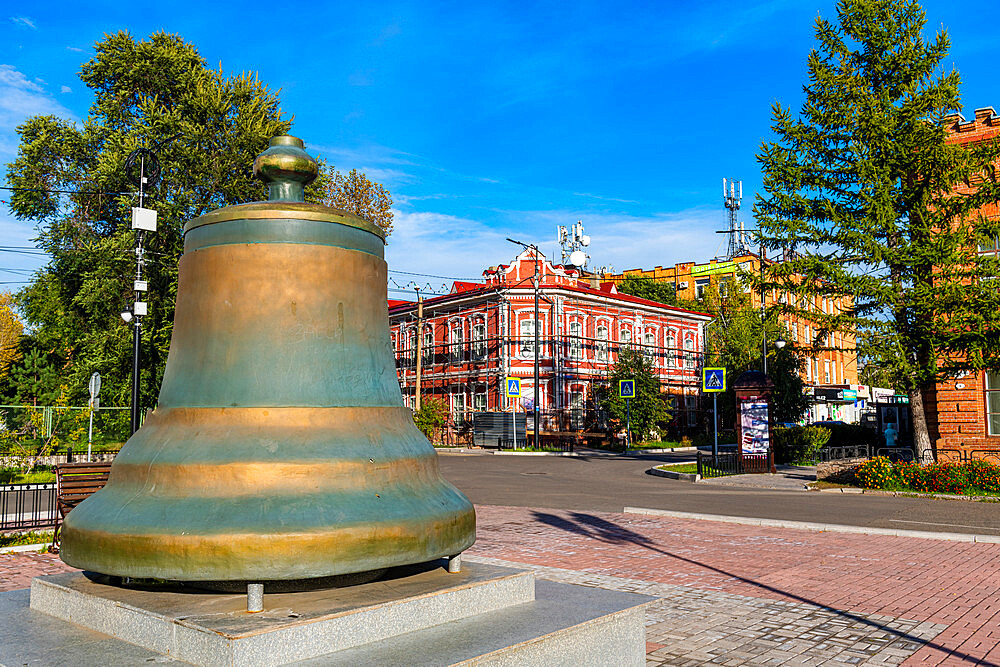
[2,1,999,298]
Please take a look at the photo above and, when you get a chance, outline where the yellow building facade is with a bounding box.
[603,253,859,388]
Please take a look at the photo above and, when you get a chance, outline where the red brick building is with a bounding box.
[925,107,1000,452]
[388,248,712,442]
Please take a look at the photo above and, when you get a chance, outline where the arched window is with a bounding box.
[596,324,609,362]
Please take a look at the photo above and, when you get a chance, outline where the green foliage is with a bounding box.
[856,458,1000,496]
[617,275,678,306]
[755,0,1000,448]
[616,275,702,311]
[3,31,317,410]
[596,346,669,440]
[704,284,810,424]
[413,397,449,440]
[0,531,54,548]
[772,426,831,464]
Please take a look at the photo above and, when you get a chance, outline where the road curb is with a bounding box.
[0,542,49,554]
[810,486,1000,502]
[626,446,700,454]
[494,451,581,457]
[647,466,700,482]
[622,506,1000,543]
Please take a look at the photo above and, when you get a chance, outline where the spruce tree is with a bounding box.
[755,0,1000,451]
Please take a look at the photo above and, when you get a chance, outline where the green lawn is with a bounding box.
[655,463,699,474]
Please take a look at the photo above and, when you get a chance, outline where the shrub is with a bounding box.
[772,426,831,464]
[412,398,449,440]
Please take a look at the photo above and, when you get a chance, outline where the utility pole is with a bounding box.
[760,242,768,376]
[506,237,542,446]
[414,287,423,411]
[123,148,159,435]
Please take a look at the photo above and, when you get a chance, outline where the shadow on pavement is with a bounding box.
[530,510,970,663]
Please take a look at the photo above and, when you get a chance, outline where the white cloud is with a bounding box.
[66,46,83,52]
[60,85,71,94]
[10,17,36,30]
[0,65,44,93]
[383,204,725,295]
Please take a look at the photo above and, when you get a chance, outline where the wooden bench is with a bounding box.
[51,461,112,553]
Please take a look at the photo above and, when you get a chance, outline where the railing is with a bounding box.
[0,483,57,532]
[920,448,1000,465]
[874,447,916,462]
[818,444,870,462]
[697,451,773,477]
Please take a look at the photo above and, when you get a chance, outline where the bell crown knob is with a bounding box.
[253,135,319,202]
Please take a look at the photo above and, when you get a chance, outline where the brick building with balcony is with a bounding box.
[388,248,712,443]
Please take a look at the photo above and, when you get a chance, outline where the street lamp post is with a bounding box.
[506,238,541,446]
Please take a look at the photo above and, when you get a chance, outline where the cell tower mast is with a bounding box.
[722,177,749,258]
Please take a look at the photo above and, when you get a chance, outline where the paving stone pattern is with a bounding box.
[468,505,1000,666]
[3,505,999,665]
[467,555,945,666]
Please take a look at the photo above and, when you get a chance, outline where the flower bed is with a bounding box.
[855,456,1000,496]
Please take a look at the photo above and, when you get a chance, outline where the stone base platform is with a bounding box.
[3,560,652,666]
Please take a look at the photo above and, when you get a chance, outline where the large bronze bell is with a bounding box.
[60,136,476,583]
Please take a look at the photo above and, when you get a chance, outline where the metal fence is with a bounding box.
[0,482,56,532]
[818,444,870,462]
[697,451,773,478]
[919,448,1000,465]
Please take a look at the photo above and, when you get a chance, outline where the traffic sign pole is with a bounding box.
[626,398,631,450]
[713,394,718,460]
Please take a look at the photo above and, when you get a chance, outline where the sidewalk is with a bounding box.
[3,505,998,665]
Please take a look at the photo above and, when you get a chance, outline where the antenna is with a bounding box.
[557,219,592,268]
[722,177,749,259]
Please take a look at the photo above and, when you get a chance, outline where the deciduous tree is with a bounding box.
[598,346,670,442]
[323,168,394,236]
[0,292,23,378]
[755,0,1000,451]
[4,31,320,408]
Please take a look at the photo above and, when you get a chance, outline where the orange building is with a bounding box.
[603,254,859,398]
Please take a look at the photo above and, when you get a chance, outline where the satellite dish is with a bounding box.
[569,250,587,267]
[580,235,591,247]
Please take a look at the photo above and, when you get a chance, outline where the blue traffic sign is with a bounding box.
[505,377,521,397]
[702,367,726,393]
[619,379,635,399]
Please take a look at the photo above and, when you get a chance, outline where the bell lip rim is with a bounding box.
[183,201,385,242]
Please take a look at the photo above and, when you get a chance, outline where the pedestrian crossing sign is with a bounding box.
[505,377,521,397]
[702,367,726,393]
[619,379,635,399]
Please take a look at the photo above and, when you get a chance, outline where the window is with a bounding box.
[684,335,695,369]
[987,372,1000,436]
[422,327,434,365]
[644,330,655,361]
[407,329,416,366]
[449,325,464,364]
[472,321,486,361]
[720,278,732,297]
[569,321,582,359]
[520,318,537,357]
[451,388,466,424]
[792,323,798,343]
[620,328,632,348]
[666,332,676,367]
[596,324,608,362]
[569,390,584,430]
[473,385,487,412]
[695,278,710,300]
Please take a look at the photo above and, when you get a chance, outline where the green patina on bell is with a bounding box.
[59,135,476,583]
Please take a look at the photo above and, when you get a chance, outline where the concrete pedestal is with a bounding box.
[4,561,652,666]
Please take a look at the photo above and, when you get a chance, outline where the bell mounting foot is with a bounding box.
[447,554,463,573]
[247,583,264,612]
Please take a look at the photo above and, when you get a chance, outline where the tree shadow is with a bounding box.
[530,510,985,664]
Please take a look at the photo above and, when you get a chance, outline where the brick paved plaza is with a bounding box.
[3,505,999,665]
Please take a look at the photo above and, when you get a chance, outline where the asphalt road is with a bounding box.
[438,451,1000,536]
